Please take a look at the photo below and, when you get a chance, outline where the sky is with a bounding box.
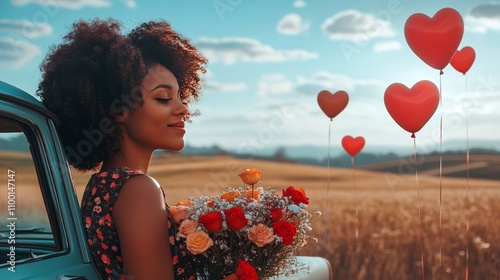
[1,0,499,155]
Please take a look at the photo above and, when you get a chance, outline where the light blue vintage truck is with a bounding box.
[0,81,332,279]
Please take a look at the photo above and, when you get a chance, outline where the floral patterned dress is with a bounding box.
[80,166,196,280]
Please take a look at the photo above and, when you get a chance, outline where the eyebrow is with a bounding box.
[150,84,174,92]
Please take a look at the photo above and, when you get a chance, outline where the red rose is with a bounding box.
[270,208,283,222]
[198,211,223,232]
[282,186,309,205]
[206,199,215,208]
[235,259,259,280]
[224,207,248,230]
[273,221,296,245]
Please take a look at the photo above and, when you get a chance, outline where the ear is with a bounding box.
[114,108,130,124]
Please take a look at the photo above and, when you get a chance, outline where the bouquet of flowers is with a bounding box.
[170,168,320,279]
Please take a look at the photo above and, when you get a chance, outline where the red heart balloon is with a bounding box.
[317,90,349,119]
[404,7,464,71]
[384,80,439,137]
[450,46,476,75]
[342,136,365,157]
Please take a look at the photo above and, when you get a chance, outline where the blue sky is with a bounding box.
[1,0,499,154]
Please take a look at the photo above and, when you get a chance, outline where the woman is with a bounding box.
[37,18,207,279]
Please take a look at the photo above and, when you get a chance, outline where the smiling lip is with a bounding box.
[168,121,185,128]
[168,121,185,133]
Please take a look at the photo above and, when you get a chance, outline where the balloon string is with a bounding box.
[414,137,426,280]
[351,156,359,239]
[323,118,332,250]
[465,74,470,280]
[438,71,443,273]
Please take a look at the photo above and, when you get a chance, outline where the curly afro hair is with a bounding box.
[37,18,207,171]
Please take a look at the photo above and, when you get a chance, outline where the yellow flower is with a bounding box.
[220,191,241,203]
[248,223,274,247]
[238,168,261,185]
[186,232,213,255]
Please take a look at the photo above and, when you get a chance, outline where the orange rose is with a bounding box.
[176,200,193,207]
[248,223,274,247]
[244,189,260,200]
[186,232,213,255]
[220,191,241,203]
[238,168,261,185]
[177,219,198,238]
[169,205,189,224]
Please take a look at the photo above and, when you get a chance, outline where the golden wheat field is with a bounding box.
[2,153,500,279]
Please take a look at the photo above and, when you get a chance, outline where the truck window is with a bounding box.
[0,117,56,267]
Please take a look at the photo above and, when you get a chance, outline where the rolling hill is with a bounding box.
[360,153,500,181]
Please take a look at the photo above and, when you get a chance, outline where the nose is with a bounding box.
[175,98,188,116]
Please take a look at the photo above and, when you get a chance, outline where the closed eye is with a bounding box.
[155,98,173,104]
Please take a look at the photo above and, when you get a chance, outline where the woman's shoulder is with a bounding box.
[116,175,164,206]
[112,172,167,235]
[82,166,144,206]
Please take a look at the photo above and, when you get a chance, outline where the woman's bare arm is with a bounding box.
[113,175,174,280]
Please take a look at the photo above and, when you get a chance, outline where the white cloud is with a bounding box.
[11,0,110,9]
[295,71,356,95]
[277,13,309,35]
[373,40,401,52]
[321,9,395,42]
[254,71,385,100]
[0,19,52,39]
[122,0,136,8]
[203,80,247,92]
[294,71,385,101]
[293,0,306,8]
[196,37,318,64]
[0,37,40,67]
[466,2,500,33]
[257,74,294,96]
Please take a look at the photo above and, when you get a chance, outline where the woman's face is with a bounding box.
[121,64,188,151]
